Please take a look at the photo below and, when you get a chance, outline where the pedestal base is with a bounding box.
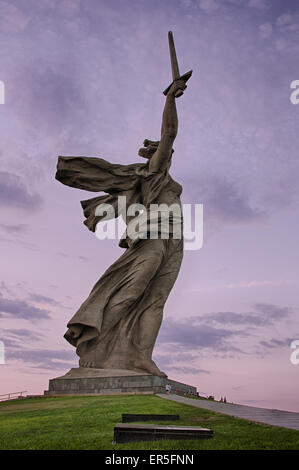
[44,368,197,396]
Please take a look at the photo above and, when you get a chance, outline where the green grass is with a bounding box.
[0,394,298,450]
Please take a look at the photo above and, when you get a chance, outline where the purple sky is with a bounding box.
[1,0,299,412]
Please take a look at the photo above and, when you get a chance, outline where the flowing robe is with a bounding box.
[55,156,183,371]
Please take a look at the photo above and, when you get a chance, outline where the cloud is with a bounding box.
[0,337,21,349]
[0,297,50,321]
[196,176,266,224]
[198,0,220,12]
[275,38,288,51]
[220,280,293,289]
[165,365,208,375]
[276,14,293,27]
[226,0,247,4]
[28,293,60,306]
[158,317,247,352]
[232,385,245,391]
[196,303,292,327]
[253,302,291,320]
[259,22,273,39]
[8,348,77,370]
[13,60,85,135]
[183,175,266,226]
[0,224,28,234]
[56,0,81,18]
[0,171,42,210]
[2,328,41,341]
[0,328,41,351]
[0,2,29,34]
[57,252,70,259]
[248,0,270,10]
[156,302,293,357]
[209,179,264,222]
[0,326,76,371]
[275,13,299,35]
[154,352,210,375]
[78,255,89,262]
[200,311,270,326]
[0,236,40,252]
[259,338,290,349]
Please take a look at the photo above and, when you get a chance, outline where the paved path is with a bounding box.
[156,394,299,430]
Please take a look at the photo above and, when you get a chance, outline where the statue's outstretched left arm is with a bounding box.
[149,79,186,173]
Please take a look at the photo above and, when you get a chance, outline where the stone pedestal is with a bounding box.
[44,367,197,396]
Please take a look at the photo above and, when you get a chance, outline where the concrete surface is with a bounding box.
[157,394,299,431]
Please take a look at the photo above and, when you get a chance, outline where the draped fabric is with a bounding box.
[56,156,143,238]
[56,156,171,245]
[55,156,183,374]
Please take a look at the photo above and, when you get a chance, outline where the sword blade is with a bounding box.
[168,31,180,80]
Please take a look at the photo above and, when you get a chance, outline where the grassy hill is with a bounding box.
[0,394,298,450]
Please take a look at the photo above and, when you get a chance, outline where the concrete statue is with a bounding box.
[54,32,192,380]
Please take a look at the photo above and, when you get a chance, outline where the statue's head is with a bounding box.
[138,139,174,160]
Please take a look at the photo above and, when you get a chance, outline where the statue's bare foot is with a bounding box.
[134,358,167,378]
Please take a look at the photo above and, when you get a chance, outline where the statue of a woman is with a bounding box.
[55,80,187,377]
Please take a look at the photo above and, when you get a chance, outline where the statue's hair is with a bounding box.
[143,139,160,148]
[143,139,174,157]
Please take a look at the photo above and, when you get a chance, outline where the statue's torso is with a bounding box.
[155,176,182,206]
